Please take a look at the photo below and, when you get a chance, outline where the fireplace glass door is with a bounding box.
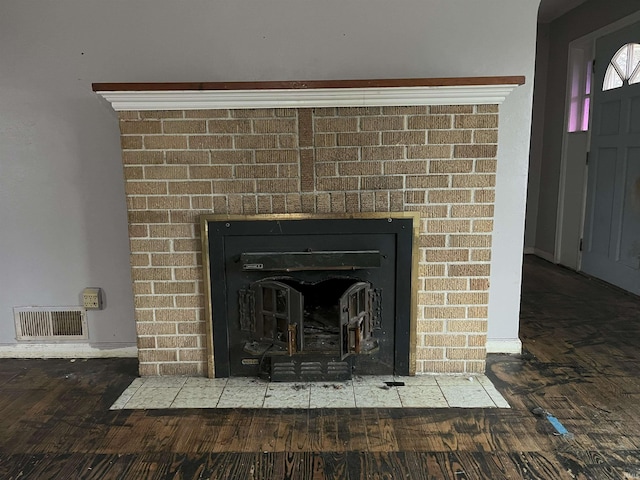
[250,280,304,350]
[242,278,378,360]
[340,281,376,360]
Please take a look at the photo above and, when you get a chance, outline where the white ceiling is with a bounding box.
[538,0,590,23]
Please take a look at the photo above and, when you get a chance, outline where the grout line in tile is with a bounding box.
[438,384,450,408]
[480,382,510,408]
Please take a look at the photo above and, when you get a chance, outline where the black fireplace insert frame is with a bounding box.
[201,213,419,378]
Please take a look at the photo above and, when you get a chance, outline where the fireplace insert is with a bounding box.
[203,214,417,381]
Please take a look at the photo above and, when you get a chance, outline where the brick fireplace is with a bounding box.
[94,77,523,377]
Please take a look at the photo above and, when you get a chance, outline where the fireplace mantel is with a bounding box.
[93,76,525,111]
[103,75,525,377]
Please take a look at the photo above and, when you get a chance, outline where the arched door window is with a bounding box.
[603,43,640,91]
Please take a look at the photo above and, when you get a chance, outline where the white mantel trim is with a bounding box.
[96,84,520,111]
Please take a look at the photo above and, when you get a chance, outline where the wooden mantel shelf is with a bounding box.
[92,76,525,92]
[93,76,525,111]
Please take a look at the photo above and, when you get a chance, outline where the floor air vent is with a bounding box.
[14,307,88,341]
[269,359,351,382]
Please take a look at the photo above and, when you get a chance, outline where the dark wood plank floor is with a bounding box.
[1,256,639,479]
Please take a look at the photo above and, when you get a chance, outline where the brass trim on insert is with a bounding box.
[200,212,421,378]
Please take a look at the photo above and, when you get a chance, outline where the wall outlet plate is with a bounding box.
[83,287,103,310]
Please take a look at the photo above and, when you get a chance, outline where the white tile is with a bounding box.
[309,381,353,388]
[225,377,268,387]
[354,385,402,408]
[110,394,132,410]
[398,386,448,408]
[475,375,494,387]
[263,384,310,408]
[310,384,356,408]
[265,382,309,389]
[110,389,136,410]
[110,379,144,410]
[124,387,181,409]
[111,375,511,410]
[480,383,511,409]
[141,376,188,388]
[435,375,481,387]
[217,385,267,408]
[394,375,438,386]
[109,399,126,410]
[128,378,146,388]
[184,377,228,388]
[440,385,496,408]
[352,375,395,385]
[171,386,224,408]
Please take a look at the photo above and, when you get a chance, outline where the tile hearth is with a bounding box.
[110,374,510,410]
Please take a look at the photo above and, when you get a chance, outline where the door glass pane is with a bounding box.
[263,314,275,338]
[568,98,580,131]
[631,44,640,77]
[277,318,287,342]
[581,97,590,131]
[358,288,366,313]
[604,65,624,91]
[276,288,287,314]
[262,287,273,312]
[614,45,628,75]
[603,44,640,91]
[349,293,357,316]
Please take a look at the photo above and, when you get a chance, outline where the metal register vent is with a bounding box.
[14,306,88,341]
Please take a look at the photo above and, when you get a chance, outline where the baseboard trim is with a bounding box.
[533,248,555,263]
[523,247,535,255]
[486,339,522,354]
[0,343,138,359]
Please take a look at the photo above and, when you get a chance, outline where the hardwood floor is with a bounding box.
[1,255,639,479]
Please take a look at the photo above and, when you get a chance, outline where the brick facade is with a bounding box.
[119,105,499,376]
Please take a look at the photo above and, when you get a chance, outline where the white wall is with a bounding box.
[524,23,550,251]
[0,0,540,351]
